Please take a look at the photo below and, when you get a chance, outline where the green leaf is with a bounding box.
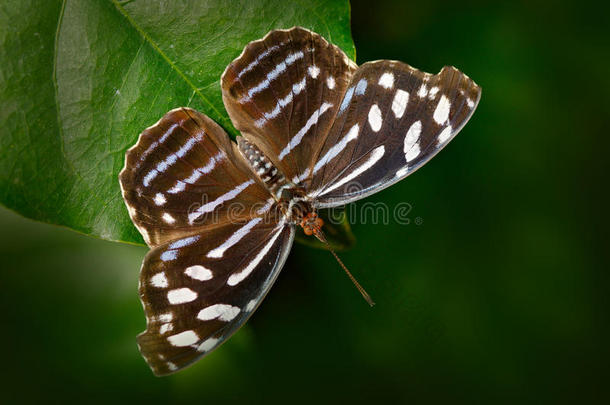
[0,0,356,247]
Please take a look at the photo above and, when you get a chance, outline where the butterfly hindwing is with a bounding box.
[119,107,272,246]
[137,215,294,376]
[221,27,357,186]
[307,61,481,206]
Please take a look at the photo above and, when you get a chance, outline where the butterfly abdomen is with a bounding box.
[237,137,288,196]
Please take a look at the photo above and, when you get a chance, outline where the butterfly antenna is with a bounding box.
[314,229,375,307]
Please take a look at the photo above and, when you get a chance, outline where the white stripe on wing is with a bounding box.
[254,76,307,128]
[143,132,203,187]
[227,224,284,286]
[317,146,385,196]
[278,102,333,160]
[239,51,304,103]
[207,217,263,258]
[188,180,254,224]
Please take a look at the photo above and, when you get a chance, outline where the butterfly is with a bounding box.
[119,27,481,376]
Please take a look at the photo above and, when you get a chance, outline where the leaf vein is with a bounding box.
[110,0,228,126]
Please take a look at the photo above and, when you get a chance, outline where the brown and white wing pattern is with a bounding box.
[307,61,481,206]
[221,27,357,186]
[221,27,481,207]
[120,26,482,377]
[119,107,272,246]
[137,216,293,376]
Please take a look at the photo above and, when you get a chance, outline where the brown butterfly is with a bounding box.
[119,27,481,375]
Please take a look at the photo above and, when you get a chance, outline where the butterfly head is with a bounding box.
[300,211,324,238]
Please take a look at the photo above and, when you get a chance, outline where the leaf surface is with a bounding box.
[0,0,356,246]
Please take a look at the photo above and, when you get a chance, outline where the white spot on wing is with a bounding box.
[438,125,453,143]
[433,95,451,124]
[404,121,422,162]
[245,299,257,312]
[151,272,168,288]
[160,250,177,262]
[308,65,320,78]
[162,212,176,224]
[167,288,197,304]
[197,304,241,322]
[168,235,199,249]
[396,167,409,178]
[185,265,213,281]
[327,76,335,89]
[368,104,383,132]
[167,330,199,347]
[378,72,394,89]
[355,78,367,95]
[154,193,166,206]
[126,204,137,217]
[339,86,354,113]
[391,89,409,119]
[158,313,173,323]
[417,84,428,98]
[160,323,173,334]
[197,337,219,352]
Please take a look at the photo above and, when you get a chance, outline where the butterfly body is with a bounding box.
[238,135,318,228]
[237,136,289,197]
[119,27,481,375]
[278,186,316,226]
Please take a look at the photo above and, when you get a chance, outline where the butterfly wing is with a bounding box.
[137,216,293,375]
[307,61,481,206]
[119,107,273,246]
[221,28,480,206]
[221,27,357,185]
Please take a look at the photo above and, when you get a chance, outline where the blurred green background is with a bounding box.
[1,0,608,403]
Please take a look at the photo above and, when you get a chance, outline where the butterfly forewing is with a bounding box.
[119,107,272,246]
[307,61,481,206]
[137,214,293,376]
[221,27,357,186]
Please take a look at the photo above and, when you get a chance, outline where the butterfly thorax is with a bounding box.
[237,136,288,198]
[237,136,318,228]
[275,186,311,222]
